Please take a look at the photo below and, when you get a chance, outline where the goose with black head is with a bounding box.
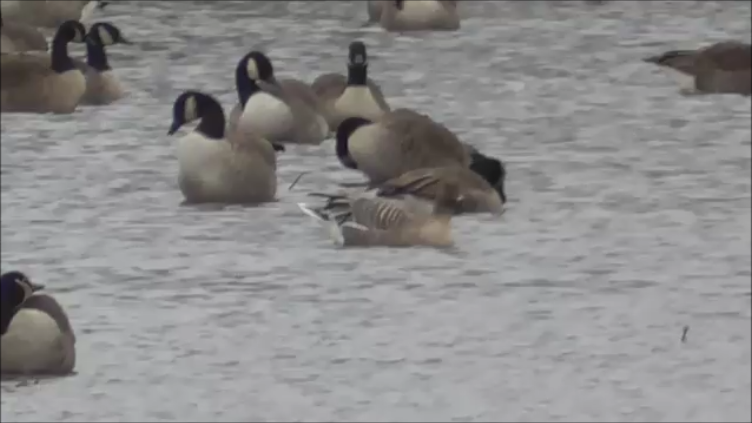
[1,20,88,113]
[168,90,282,204]
[1,271,76,376]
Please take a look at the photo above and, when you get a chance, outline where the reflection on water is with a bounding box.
[1,1,750,421]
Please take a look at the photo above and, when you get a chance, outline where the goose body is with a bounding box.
[1,1,104,30]
[1,20,87,114]
[377,159,507,215]
[0,17,47,53]
[378,0,460,32]
[644,41,751,96]
[230,51,329,145]
[73,22,131,105]
[336,110,469,184]
[311,41,390,132]
[299,180,462,248]
[1,271,76,376]
[169,90,280,204]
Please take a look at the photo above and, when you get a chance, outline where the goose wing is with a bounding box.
[703,41,751,72]
[1,53,52,90]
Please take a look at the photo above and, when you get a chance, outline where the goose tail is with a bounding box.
[297,203,346,246]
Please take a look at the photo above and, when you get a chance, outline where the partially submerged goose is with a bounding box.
[229,51,329,145]
[74,21,132,105]
[0,16,47,53]
[311,41,390,132]
[643,41,751,96]
[1,1,106,30]
[1,271,76,376]
[168,90,281,204]
[1,20,88,114]
[378,0,460,32]
[299,179,463,248]
[335,110,470,184]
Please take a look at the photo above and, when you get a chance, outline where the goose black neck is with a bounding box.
[0,309,15,335]
[86,42,111,71]
[196,101,226,140]
[0,298,21,335]
[347,64,368,86]
[50,36,76,73]
[235,66,261,107]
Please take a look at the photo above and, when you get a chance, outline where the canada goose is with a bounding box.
[229,51,329,145]
[168,90,281,204]
[0,16,47,53]
[73,22,132,105]
[1,20,87,114]
[1,271,76,376]
[379,0,460,32]
[311,41,390,132]
[376,154,507,215]
[335,110,470,184]
[298,179,463,248]
[1,1,104,30]
[643,41,751,96]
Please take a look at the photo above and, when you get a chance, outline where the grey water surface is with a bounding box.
[1,1,750,421]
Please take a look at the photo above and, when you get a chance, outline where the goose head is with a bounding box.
[349,41,368,67]
[1,271,45,335]
[643,50,698,75]
[1,271,44,304]
[168,90,224,138]
[87,22,132,47]
[347,41,369,85]
[85,22,131,71]
[470,152,507,204]
[56,20,88,44]
[235,51,276,106]
[237,51,275,83]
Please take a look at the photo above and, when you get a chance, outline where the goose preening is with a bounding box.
[1,0,106,30]
[1,20,88,114]
[375,158,507,215]
[0,15,47,53]
[229,51,329,145]
[335,110,470,184]
[311,41,390,132]
[643,41,751,96]
[374,0,460,32]
[1,271,76,376]
[298,179,463,248]
[168,90,281,205]
[73,21,132,105]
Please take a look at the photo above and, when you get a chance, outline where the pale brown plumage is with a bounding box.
[169,91,279,205]
[0,17,47,53]
[336,109,470,185]
[300,179,462,248]
[376,166,505,215]
[643,41,751,96]
[1,20,87,114]
[378,0,460,32]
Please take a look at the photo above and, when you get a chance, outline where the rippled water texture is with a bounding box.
[1,1,751,421]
